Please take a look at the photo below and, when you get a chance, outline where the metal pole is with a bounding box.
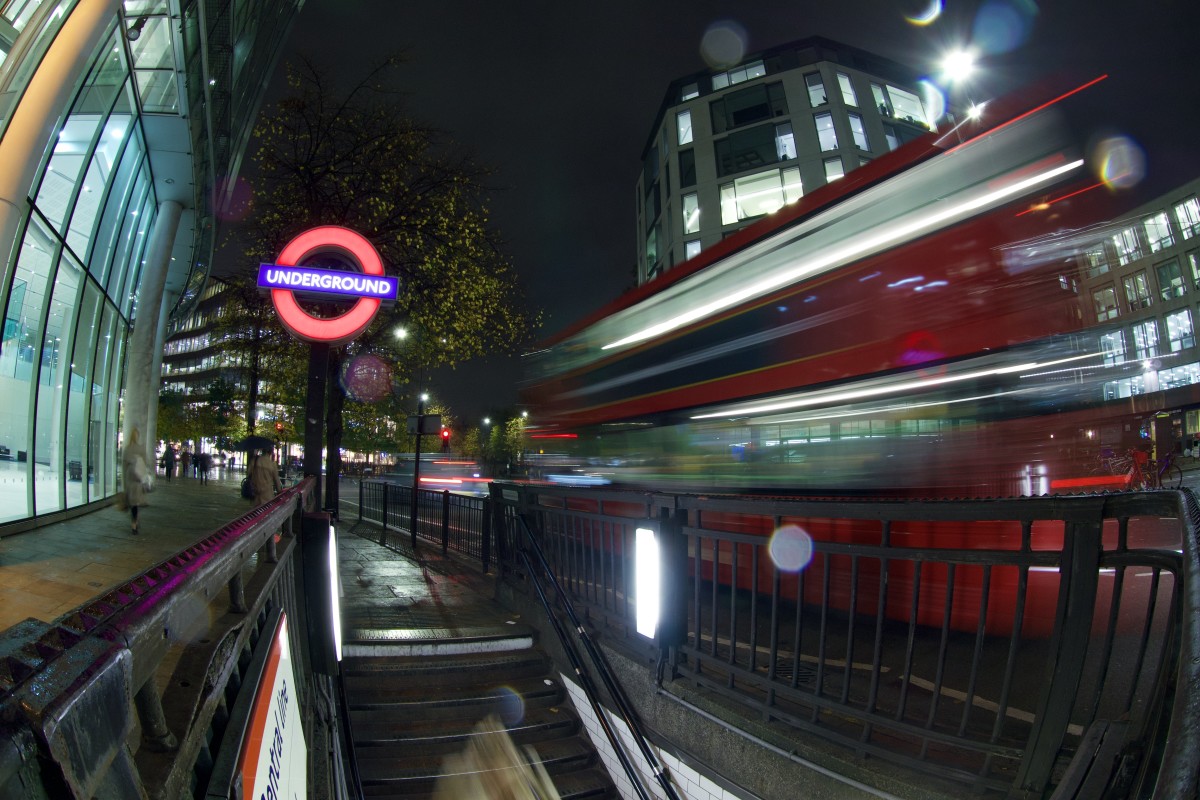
[409,397,424,549]
[303,343,329,506]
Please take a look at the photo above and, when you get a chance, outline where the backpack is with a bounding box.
[241,477,254,499]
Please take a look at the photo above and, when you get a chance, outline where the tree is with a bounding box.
[237,58,539,507]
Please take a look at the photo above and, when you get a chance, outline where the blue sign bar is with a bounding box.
[258,263,399,301]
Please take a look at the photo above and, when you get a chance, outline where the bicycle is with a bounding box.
[1125,449,1184,490]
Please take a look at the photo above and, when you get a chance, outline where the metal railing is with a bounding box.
[358,480,492,566]
[486,483,1200,799]
[0,479,336,799]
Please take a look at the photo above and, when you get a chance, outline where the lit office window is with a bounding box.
[1123,270,1152,309]
[682,192,700,235]
[815,112,837,151]
[685,240,701,260]
[1157,259,1185,300]
[1187,250,1200,290]
[1174,196,1200,240]
[824,157,845,182]
[837,72,857,105]
[677,110,692,145]
[883,124,899,151]
[775,121,796,160]
[1093,285,1119,321]
[1113,226,1143,265]
[1167,308,1195,351]
[1099,330,1126,364]
[1082,242,1109,278]
[712,59,764,90]
[805,73,826,107]
[719,166,803,224]
[848,113,868,150]
[1144,212,1174,253]
[1132,319,1160,358]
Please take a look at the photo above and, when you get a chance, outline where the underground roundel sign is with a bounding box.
[257,226,398,346]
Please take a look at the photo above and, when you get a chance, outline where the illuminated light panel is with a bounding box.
[690,351,1103,420]
[270,226,386,345]
[635,527,661,639]
[603,160,1085,351]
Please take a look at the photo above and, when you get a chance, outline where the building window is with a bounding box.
[815,112,838,151]
[1157,259,1186,300]
[677,110,693,145]
[883,124,899,151]
[678,149,696,188]
[824,157,845,182]
[1167,308,1195,351]
[1175,196,1200,240]
[1099,330,1125,365]
[1144,212,1175,253]
[715,122,795,177]
[1123,270,1152,309]
[847,113,868,150]
[1094,285,1118,321]
[1082,242,1109,278]
[805,73,826,107]
[719,166,803,224]
[1132,319,1160,358]
[775,121,796,160]
[1187,250,1200,290]
[681,82,699,101]
[872,83,929,129]
[682,192,700,235]
[836,72,857,106]
[712,59,765,90]
[685,240,701,261]
[645,225,659,265]
[1113,226,1143,266]
[710,82,788,134]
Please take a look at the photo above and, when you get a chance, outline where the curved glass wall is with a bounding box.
[0,23,156,523]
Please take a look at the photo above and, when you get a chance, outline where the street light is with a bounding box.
[939,47,978,85]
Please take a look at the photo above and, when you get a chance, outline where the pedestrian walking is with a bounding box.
[181,449,192,477]
[162,444,177,481]
[121,427,152,534]
[197,451,212,484]
[248,450,283,502]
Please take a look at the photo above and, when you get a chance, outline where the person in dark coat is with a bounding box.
[197,451,212,484]
[162,444,177,481]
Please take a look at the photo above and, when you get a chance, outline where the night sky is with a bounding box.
[249,0,1200,422]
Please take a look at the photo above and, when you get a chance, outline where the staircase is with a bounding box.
[343,645,616,798]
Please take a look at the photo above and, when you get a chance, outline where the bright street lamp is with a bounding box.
[940,48,978,84]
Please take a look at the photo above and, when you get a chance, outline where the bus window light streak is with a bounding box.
[690,350,1102,419]
[603,159,1085,352]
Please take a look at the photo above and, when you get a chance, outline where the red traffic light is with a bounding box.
[441,429,450,440]
[275,422,283,432]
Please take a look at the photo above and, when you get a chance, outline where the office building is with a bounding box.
[0,0,303,528]
[636,36,935,284]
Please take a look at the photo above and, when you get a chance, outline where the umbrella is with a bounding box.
[233,435,274,452]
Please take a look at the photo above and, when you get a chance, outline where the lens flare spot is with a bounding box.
[700,20,747,69]
[972,0,1036,55]
[1094,135,1145,190]
[769,525,814,572]
[917,79,946,123]
[903,0,943,26]
[495,686,526,726]
[341,353,393,403]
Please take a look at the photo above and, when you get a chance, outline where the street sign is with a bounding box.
[407,414,442,435]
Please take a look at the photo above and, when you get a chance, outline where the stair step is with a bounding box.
[353,704,579,751]
[349,674,561,719]
[357,734,598,784]
[343,649,552,687]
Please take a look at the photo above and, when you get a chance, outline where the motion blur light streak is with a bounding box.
[603,157,1084,352]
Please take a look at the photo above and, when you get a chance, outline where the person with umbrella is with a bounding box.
[247,447,283,502]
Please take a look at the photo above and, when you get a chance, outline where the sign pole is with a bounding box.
[304,342,329,507]
[409,396,424,549]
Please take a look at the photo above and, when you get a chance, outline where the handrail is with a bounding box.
[513,511,681,800]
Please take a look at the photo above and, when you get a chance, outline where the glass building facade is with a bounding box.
[0,0,303,528]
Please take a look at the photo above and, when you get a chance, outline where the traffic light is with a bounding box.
[441,428,451,452]
[275,422,283,433]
